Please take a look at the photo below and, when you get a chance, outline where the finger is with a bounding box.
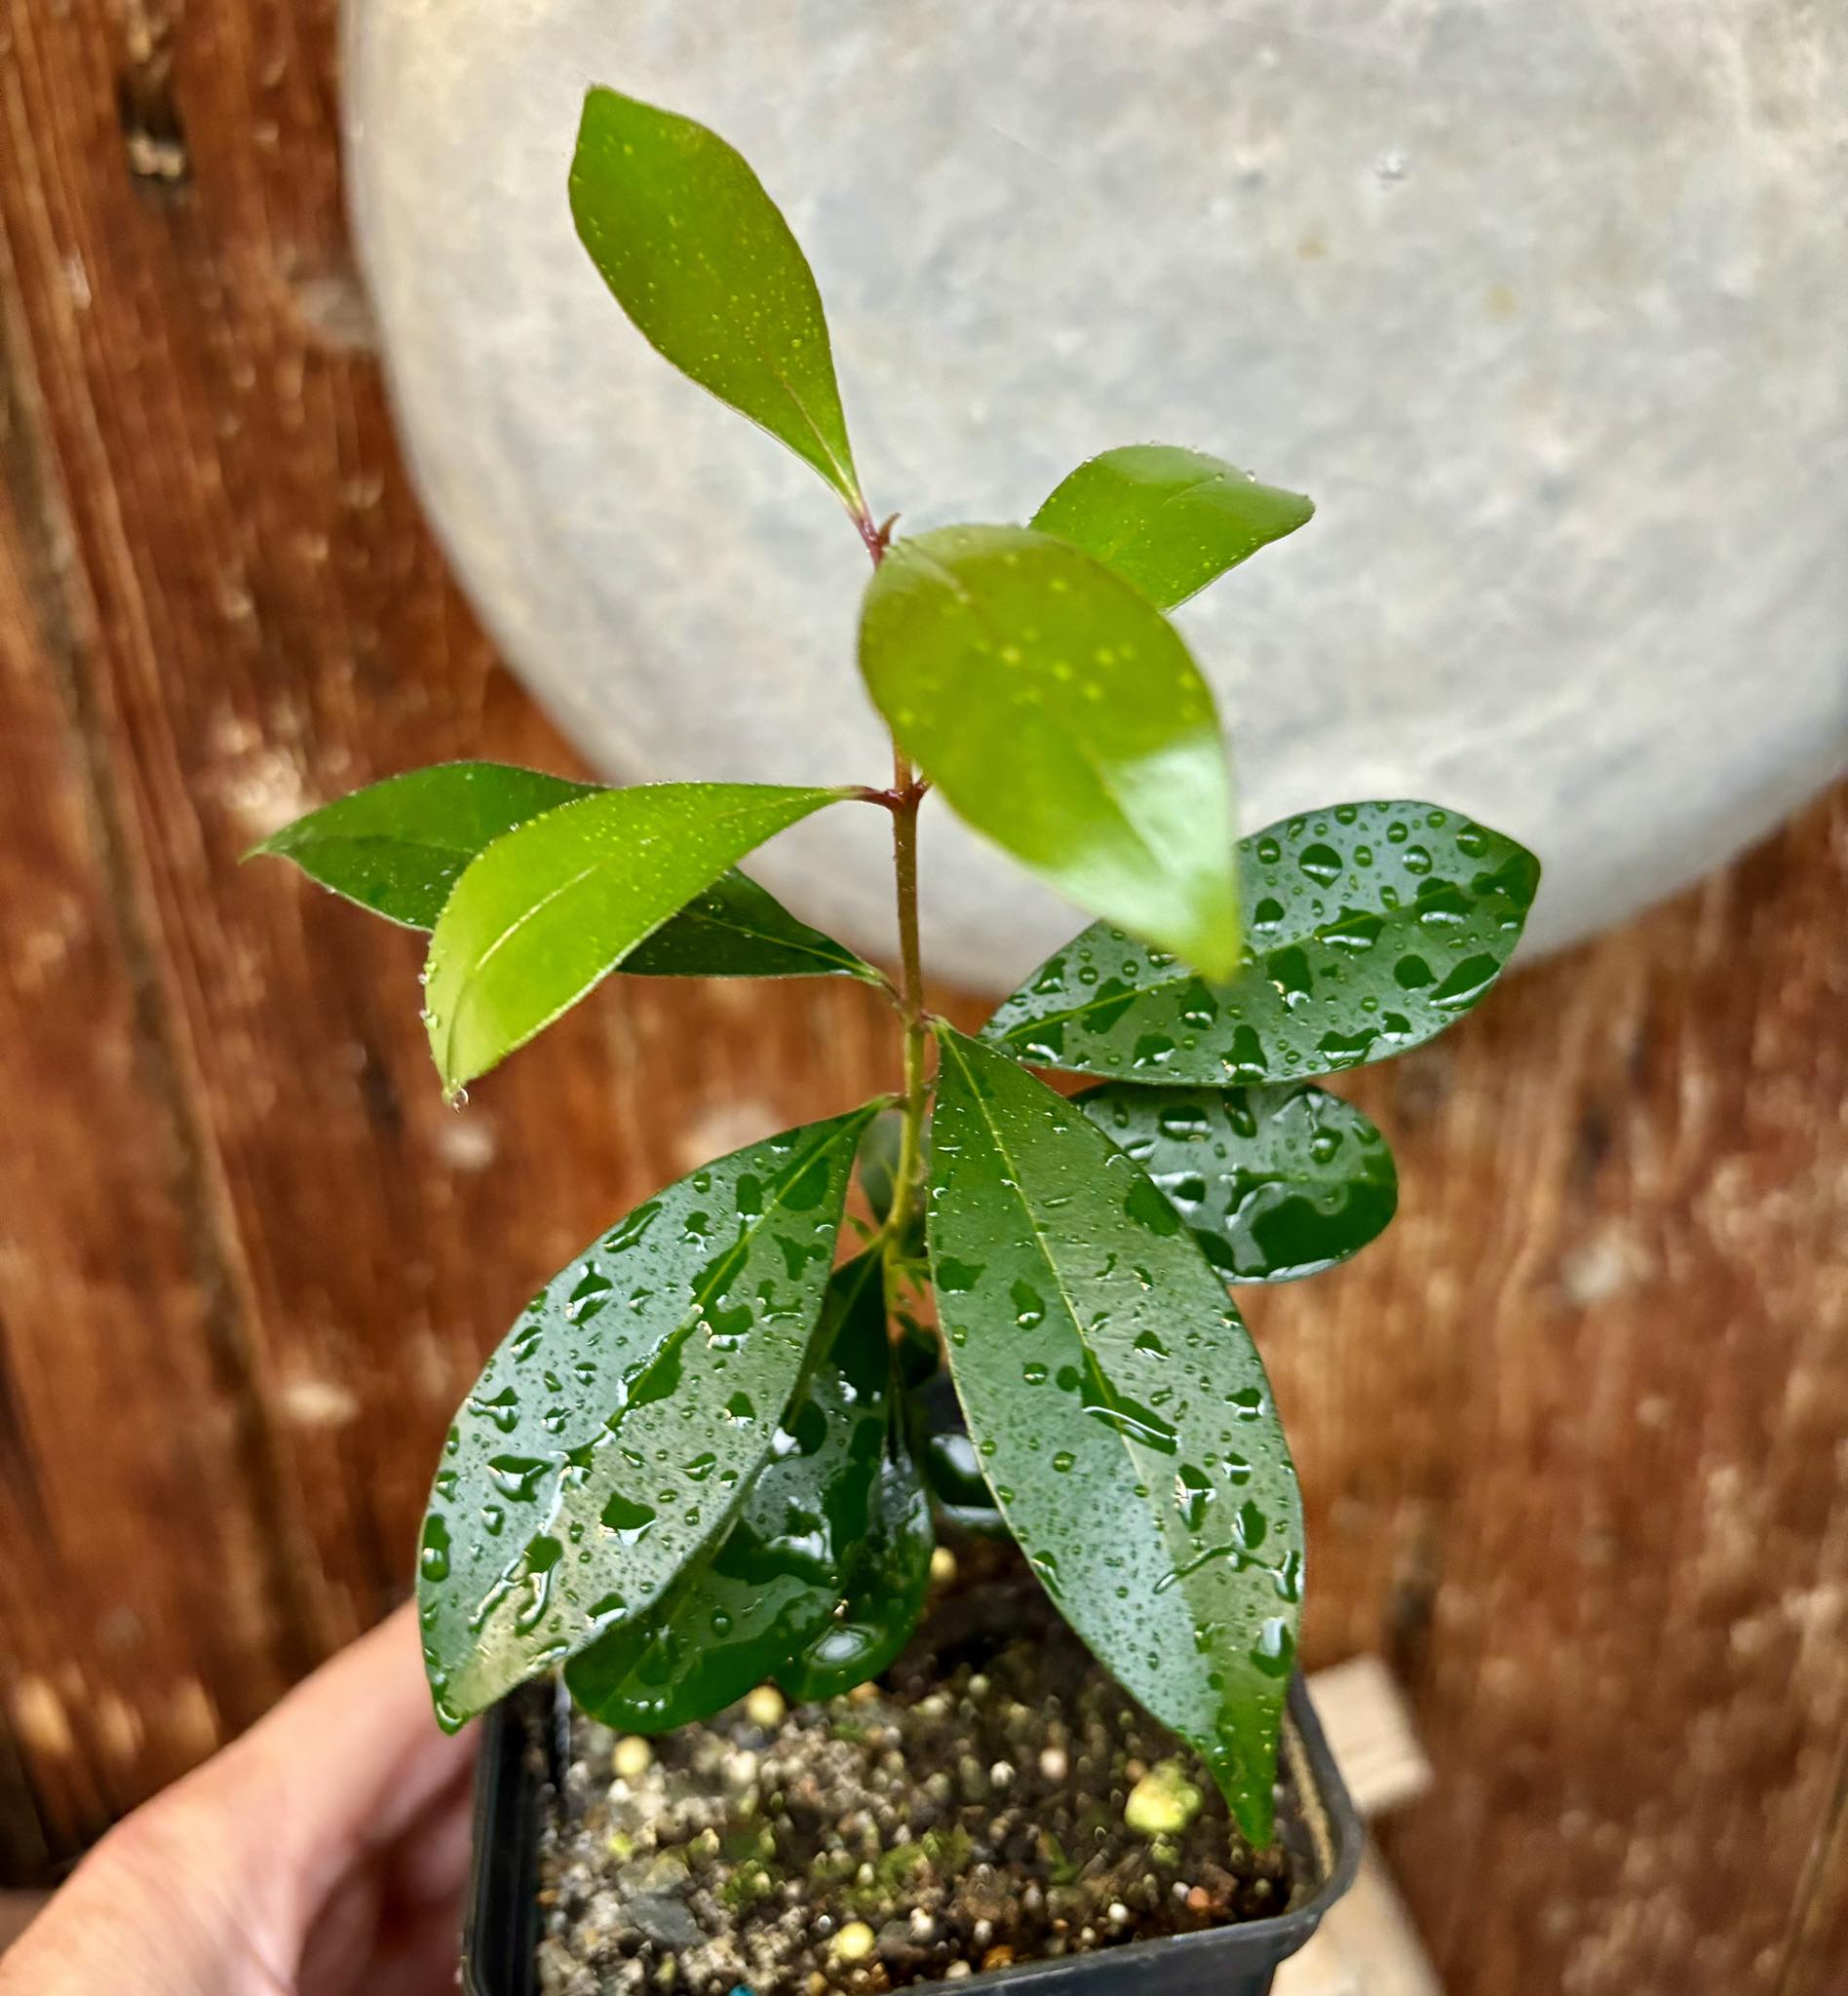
[179,1601,476,1931]
[0,1804,242,1996]
[388,1776,476,1911]
[366,1895,475,1996]
[298,1768,474,1996]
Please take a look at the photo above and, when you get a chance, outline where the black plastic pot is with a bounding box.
[462,1673,1361,1996]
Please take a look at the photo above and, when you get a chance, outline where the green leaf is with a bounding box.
[565,1252,892,1730]
[918,1428,1007,1537]
[250,762,595,927]
[622,869,876,981]
[417,1103,877,1726]
[855,1110,905,1227]
[777,1415,933,1704]
[860,525,1243,979]
[986,801,1540,1086]
[854,1109,928,1264]
[424,783,847,1093]
[570,86,864,514]
[257,763,870,982]
[913,1377,1008,1538]
[1077,1082,1397,1284]
[928,1028,1301,1841]
[1031,445,1314,611]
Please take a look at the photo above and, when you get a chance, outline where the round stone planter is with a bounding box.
[343,1,1848,990]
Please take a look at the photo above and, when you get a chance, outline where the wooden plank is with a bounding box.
[1260,788,1848,1996]
[0,207,298,1861]
[0,7,1842,1994]
[0,0,914,1869]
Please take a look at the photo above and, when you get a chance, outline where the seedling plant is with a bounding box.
[258,88,1539,1846]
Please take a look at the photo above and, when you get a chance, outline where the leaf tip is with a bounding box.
[243,812,312,864]
[1181,904,1245,988]
[1225,1776,1276,1849]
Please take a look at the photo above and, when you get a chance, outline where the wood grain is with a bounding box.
[0,4,1842,1990]
[1262,796,1848,1996]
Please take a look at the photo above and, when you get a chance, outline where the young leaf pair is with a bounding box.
[255,768,878,1094]
[574,82,1312,988]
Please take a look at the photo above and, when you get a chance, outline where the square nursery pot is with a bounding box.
[462,1673,1361,1996]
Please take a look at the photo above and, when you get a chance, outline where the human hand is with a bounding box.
[0,1603,475,1996]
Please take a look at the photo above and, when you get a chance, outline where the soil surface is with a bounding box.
[536,1543,1312,1994]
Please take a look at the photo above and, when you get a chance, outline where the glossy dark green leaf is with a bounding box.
[249,762,594,927]
[622,869,875,981]
[1031,445,1314,611]
[424,783,848,1093]
[913,1374,1007,1538]
[570,87,864,513]
[860,525,1243,979]
[564,1253,891,1731]
[854,1109,928,1263]
[855,1111,905,1227]
[985,801,1540,1087]
[1077,1082,1397,1284]
[928,1028,1301,1841]
[777,1417,933,1703]
[417,1103,877,1727]
[918,1428,1007,1537]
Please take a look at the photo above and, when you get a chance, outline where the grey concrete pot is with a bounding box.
[344,1,1847,992]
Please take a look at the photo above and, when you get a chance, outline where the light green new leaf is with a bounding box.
[860,525,1243,979]
[1031,445,1314,610]
[986,801,1540,1086]
[928,1028,1301,1841]
[570,87,864,513]
[250,762,594,927]
[424,783,847,1093]
[1077,1082,1397,1284]
[566,1253,892,1731]
[418,1103,877,1727]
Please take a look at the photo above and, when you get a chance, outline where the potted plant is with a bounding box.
[256,85,1540,1995]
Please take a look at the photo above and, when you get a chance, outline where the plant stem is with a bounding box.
[887,750,930,1246]
[857,505,931,1254]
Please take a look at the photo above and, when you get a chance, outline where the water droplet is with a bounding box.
[484,1455,552,1504]
[418,1516,450,1583]
[1297,843,1342,886]
[600,1492,658,1544]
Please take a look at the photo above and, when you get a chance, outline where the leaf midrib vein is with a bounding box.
[440,789,825,1072]
[898,543,1173,887]
[681,228,859,503]
[941,1039,1177,1552]
[1097,468,1226,567]
[490,1111,870,1646]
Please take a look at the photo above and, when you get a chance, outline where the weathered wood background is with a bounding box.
[1,3,1843,1989]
